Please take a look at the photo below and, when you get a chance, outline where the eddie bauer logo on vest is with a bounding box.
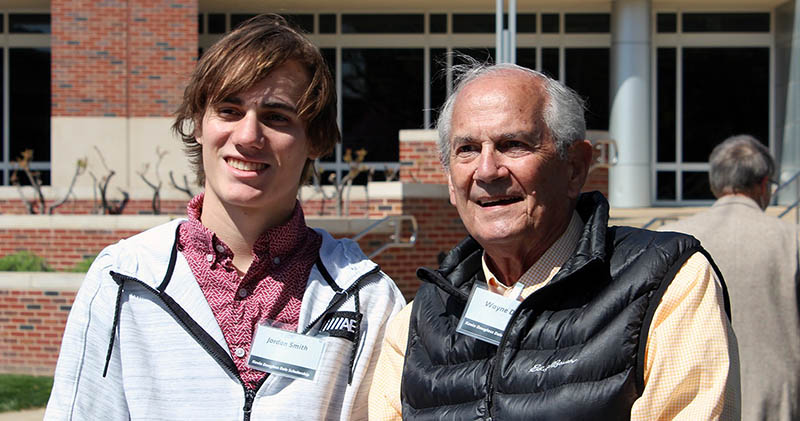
[529,358,579,373]
[319,311,362,343]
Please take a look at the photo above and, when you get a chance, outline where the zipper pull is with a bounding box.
[243,388,256,420]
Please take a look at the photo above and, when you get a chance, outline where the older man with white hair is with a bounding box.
[368,60,740,420]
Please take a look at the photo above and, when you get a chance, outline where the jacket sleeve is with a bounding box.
[44,246,130,420]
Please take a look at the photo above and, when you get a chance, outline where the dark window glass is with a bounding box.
[657,48,676,162]
[230,14,256,30]
[0,49,3,161]
[12,170,49,186]
[0,14,4,33]
[517,14,536,33]
[453,14,494,33]
[516,48,536,71]
[321,48,336,80]
[682,171,714,200]
[198,14,204,34]
[282,14,314,33]
[320,14,336,33]
[683,13,770,32]
[452,48,496,65]
[430,48,447,125]
[342,49,423,162]
[342,14,423,33]
[542,13,559,33]
[430,14,447,33]
[541,48,559,79]
[10,48,51,165]
[565,48,609,130]
[208,13,225,34]
[657,13,677,33]
[565,13,610,33]
[682,48,769,162]
[9,14,50,34]
[319,48,336,162]
[657,171,676,200]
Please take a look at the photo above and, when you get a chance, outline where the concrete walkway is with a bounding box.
[0,408,44,420]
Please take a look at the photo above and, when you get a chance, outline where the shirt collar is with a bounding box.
[181,192,311,261]
[483,211,584,298]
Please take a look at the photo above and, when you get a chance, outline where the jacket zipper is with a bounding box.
[109,273,263,421]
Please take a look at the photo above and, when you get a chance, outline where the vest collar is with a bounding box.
[419,191,611,302]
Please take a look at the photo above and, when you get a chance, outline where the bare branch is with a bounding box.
[169,171,195,198]
[48,157,88,214]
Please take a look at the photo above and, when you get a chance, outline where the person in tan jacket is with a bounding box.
[661,134,800,421]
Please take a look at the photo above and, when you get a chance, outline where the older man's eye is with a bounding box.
[455,145,479,156]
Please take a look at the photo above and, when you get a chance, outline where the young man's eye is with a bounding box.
[265,113,289,122]
[216,106,240,117]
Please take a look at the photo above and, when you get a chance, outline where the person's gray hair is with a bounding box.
[436,57,586,170]
[709,134,774,197]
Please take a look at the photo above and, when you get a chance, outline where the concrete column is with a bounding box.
[779,0,800,204]
[608,0,652,207]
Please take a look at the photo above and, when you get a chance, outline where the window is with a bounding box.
[0,14,51,185]
[564,13,610,33]
[342,49,424,162]
[682,13,770,32]
[565,48,609,130]
[341,14,424,34]
[654,11,771,203]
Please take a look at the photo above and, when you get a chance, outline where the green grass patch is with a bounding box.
[0,251,52,272]
[0,374,53,412]
[67,254,97,273]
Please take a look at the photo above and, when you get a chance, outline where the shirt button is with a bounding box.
[273,256,281,265]
[215,244,225,253]
[238,288,248,298]
[205,254,214,262]
[234,347,245,358]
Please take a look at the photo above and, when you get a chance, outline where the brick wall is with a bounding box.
[399,130,448,185]
[52,0,197,117]
[0,289,76,376]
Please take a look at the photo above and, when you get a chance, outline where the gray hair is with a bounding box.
[709,134,774,197]
[436,58,586,170]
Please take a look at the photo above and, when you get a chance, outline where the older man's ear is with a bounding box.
[566,139,594,199]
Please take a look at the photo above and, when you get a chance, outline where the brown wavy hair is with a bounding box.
[172,14,339,185]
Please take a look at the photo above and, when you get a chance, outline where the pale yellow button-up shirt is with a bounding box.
[368,212,740,420]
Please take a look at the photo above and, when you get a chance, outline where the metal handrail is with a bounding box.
[774,170,800,197]
[773,169,800,224]
[641,216,678,230]
[588,138,618,173]
[351,215,418,258]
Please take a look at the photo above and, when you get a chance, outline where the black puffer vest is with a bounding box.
[401,192,729,420]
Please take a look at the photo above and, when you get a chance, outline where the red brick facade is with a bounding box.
[52,0,197,117]
[399,137,448,185]
[0,289,75,376]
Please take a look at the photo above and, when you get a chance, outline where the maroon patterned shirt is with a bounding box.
[178,194,321,389]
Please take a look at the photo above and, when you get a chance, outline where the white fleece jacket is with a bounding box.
[44,218,405,421]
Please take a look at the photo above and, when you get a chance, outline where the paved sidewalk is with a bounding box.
[0,408,44,420]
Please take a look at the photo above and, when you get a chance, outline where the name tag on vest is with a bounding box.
[456,283,521,345]
[247,323,326,381]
